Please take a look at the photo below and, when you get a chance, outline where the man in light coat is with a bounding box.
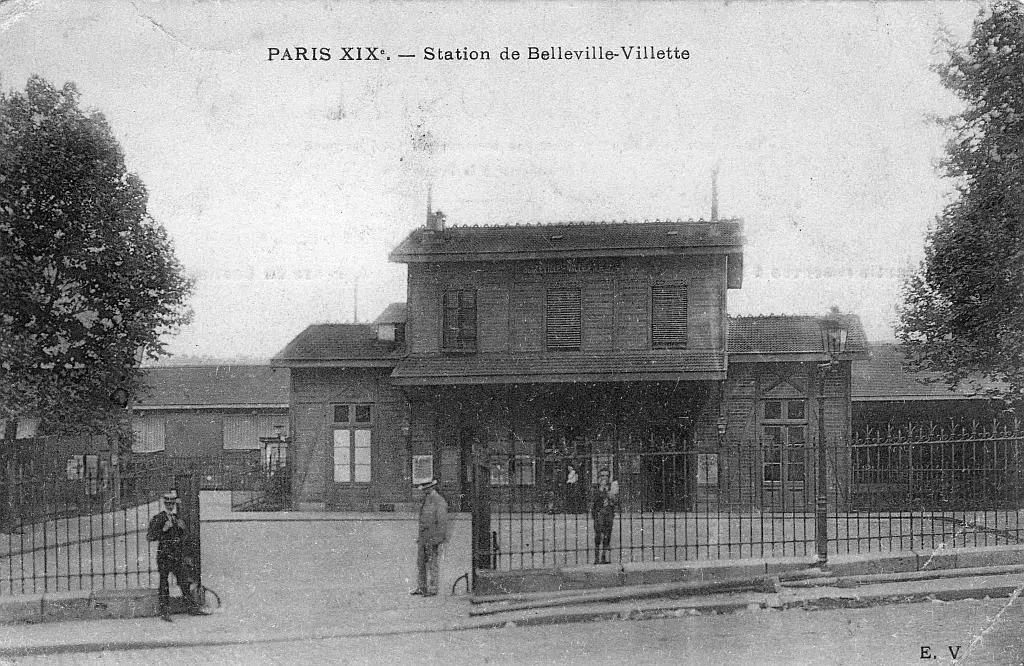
[411,478,448,597]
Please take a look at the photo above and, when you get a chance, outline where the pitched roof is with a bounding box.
[389,219,745,263]
[135,365,289,409]
[851,343,998,401]
[271,323,404,367]
[373,302,407,324]
[727,314,868,360]
[391,351,726,385]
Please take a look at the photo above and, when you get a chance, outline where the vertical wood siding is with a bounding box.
[405,257,727,357]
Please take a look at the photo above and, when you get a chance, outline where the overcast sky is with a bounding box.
[0,1,983,360]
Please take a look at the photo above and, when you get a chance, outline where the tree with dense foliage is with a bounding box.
[0,76,192,437]
[899,1,1024,411]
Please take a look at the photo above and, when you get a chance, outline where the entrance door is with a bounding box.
[328,403,373,509]
[760,399,811,511]
[638,428,692,512]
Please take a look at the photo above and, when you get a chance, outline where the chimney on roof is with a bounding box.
[428,210,446,231]
[425,185,446,231]
[711,167,719,222]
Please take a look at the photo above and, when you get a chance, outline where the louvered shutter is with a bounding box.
[223,415,259,450]
[442,290,459,349]
[443,289,477,350]
[651,285,687,348]
[546,288,581,350]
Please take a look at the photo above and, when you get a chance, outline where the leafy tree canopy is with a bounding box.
[0,76,192,436]
[899,1,1024,411]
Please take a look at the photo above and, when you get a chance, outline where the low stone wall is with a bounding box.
[0,587,194,624]
[474,545,1024,596]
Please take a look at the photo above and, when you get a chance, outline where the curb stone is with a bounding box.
[456,575,1024,631]
[1,573,1022,657]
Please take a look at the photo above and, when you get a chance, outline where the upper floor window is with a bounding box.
[651,285,688,349]
[546,287,582,350]
[442,289,477,352]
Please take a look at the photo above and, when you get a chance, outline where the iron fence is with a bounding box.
[476,422,1024,571]
[838,421,1024,555]
[0,459,177,595]
[0,448,291,596]
[228,441,292,511]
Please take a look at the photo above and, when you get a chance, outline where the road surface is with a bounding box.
[12,596,1024,665]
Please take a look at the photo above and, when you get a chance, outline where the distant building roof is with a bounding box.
[271,323,404,367]
[727,314,868,361]
[135,365,289,409]
[389,219,745,263]
[373,302,407,324]
[851,343,998,402]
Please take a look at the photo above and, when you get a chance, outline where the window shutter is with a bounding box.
[223,415,259,450]
[443,290,457,349]
[546,287,582,349]
[443,289,477,350]
[651,285,687,348]
[132,416,165,453]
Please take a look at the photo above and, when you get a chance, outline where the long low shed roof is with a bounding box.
[134,365,289,409]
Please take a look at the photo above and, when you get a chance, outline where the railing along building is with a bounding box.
[475,421,1024,572]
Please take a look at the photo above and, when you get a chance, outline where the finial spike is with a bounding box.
[711,166,720,222]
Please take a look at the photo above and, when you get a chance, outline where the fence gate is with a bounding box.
[0,442,286,596]
[176,468,202,587]
[0,448,181,595]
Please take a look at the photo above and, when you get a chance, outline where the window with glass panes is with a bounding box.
[488,455,536,486]
[332,404,372,483]
[761,399,807,485]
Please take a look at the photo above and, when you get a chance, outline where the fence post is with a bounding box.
[0,454,14,532]
[815,366,829,565]
[470,459,492,592]
[177,468,202,586]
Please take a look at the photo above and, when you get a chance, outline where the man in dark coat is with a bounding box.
[591,468,617,564]
[146,490,204,621]
[411,478,448,597]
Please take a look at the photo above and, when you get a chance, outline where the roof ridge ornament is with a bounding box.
[711,166,720,222]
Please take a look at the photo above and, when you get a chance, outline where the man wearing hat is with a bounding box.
[146,490,203,621]
[411,478,448,597]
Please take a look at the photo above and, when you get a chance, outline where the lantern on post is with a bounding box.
[820,316,849,368]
